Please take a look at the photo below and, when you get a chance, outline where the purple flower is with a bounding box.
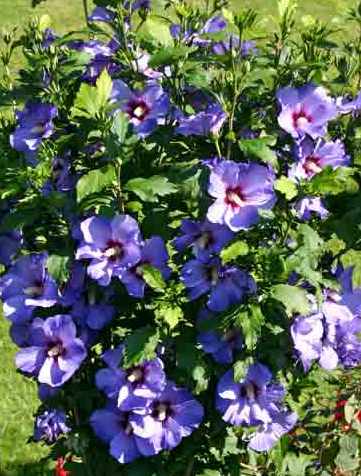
[197,310,243,364]
[336,318,361,368]
[111,81,169,137]
[72,298,115,331]
[43,156,75,195]
[337,92,361,115]
[0,253,58,324]
[38,384,60,401]
[294,197,329,221]
[291,296,354,371]
[181,257,256,312]
[216,364,297,451]
[121,236,171,298]
[176,103,227,137]
[42,28,57,49]
[95,345,166,411]
[130,381,204,455]
[15,315,87,387]
[277,84,337,139]
[0,230,22,266]
[10,102,57,162]
[75,215,142,286]
[201,15,227,34]
[212,35,257,57]
[34,409,70,443]
[133,52,163,79]
[88,7,115,22]
[132,0,151,9]
[174,219,234,259]
[289,137,350,181]
[90,404,143,464]
[338,268,361,318]
[207,160,276,231]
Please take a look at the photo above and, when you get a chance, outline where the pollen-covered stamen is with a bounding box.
[127,367,144,383]
[48,343,63,358]
[225,187,246,208]
[30,123,46,135]
[104,240,124,262]
[210,266,219,286]
[126,99,150,122]
[196,231,213,250]
[303,155,322,175]
[155,403,169,421]
[292,108,313,130]
[24,281,44,297]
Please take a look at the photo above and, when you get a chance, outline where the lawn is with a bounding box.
[0,0,358,474]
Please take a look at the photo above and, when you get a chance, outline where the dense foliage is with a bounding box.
[1,0,361,474]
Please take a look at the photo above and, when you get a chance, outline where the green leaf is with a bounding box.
[125,175,177,202]
[271,284,310,316]
[307,166,359,196]
[137,15,173,46]
[283,453,314,476]
[237,304,265,350]
[76,164,117,203]
[47,255,70,284]
[238,136,278,168]
[123,326,159,367]
[192,365,209,393]
[335,435,359,471]
[233,357,254,381]
[72,69,112,118]
[341,250,361,288]
[149,46,194,68]
[275,176,298,200]
[111,112,129,143]
[220,241,249,263]
[197,471,221,476]
[142,265,166,292]
[155,304,183,329]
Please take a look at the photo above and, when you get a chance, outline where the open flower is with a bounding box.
[10,102,57,162]
[181,257,256,312]
[176,103,227,137]
[76,215,143,286]
[0,253,58,324]
[277,84,337,138]
[130,381,204,455]
[15,315,87,387]
[207,160,275,231]
[216,364,297,451]
[174,219,233,260]
[293,196,329,221]
[95,345,166,411]
[112,80,169,137]
[289,137,350,181]
[34,409,70,443]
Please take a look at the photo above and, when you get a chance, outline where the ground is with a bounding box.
[0,0,356,474]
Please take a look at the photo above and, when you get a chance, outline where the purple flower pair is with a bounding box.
[216,364,297,451]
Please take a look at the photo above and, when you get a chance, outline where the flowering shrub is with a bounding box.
[1,0,361,474]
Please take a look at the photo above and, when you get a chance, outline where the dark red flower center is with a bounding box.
[48,342,64,358]
[126,99,150,122]
[127,366,144,385]
[303,155,322,175]
[104,240,124,262]
[240,381,260,401]
[292,109,313,129]
[24,280,44,297]
[196,231,214,249]
[225,187,246,209]
[152,401,172,422]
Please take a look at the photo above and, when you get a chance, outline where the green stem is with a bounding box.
[82,0,89,27]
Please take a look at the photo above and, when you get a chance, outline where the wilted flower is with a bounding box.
[176,103,227,137]
[216,364,297,451]
[112,80,169,137]
[10,102,57,162]
[337,92,361,115]
[0,253,58,324]
[277,84,337,139]
[34,409,70,443]
[130,381,204,455]
[75,215,143,286]
[15,314,87,387]
[294,196,329,221]
[207,160,275,231]
[95,345,166,411]
[181,257,256,312]
[174,219,233,259]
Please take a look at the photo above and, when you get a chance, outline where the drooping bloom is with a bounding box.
[277,84,337,139]
[174,219,234,260]
[212,35,257,57]
[10,102,57,162]
[120,236,171,298]
[90,404,144,464]
[338,267,361,318]
[181,257,256,312]
[176,103,227,137]
[88,6,115,23]
[289,137,350,181]
[34,409,70,443]
[216,364,297,451]
[75,215,143,286]
[43,156,76,195]
[130,381,204,455]
[336,92,361,115]
[207,160,276,232]
[0,253,58,324]
[95,345,166,411]
[197,310,243,364]
[291,294,355,371]
[111,80,169,137]
[293,196,329,221]
[15,315,87,387]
